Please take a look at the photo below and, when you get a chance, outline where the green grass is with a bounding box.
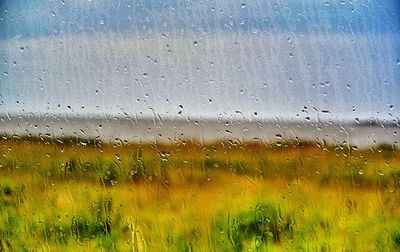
[0,138,399,250]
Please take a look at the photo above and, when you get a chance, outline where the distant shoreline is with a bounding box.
[1,112,399,127]
[1,114,398,147]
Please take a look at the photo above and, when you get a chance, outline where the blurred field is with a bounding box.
[0,138,399,251]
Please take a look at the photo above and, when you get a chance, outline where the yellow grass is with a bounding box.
[0,139,399,251]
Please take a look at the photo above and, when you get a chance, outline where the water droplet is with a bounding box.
[241,2,247,8]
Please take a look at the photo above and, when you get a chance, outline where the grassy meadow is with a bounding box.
[0,137,399,251]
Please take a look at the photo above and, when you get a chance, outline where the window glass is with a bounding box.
[0,1,399,250]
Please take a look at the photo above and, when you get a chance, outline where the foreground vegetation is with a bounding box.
[0,137,399,251]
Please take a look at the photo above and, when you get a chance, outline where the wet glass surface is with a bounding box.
[0,0,399,250]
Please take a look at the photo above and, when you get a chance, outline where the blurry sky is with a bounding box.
[0,0,399,121]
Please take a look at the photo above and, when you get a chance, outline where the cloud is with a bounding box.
[0,32,399,120]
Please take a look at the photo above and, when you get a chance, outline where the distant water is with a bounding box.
[0,114,398,148]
